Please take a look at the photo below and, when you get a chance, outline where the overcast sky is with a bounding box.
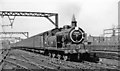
[0,0,119,37]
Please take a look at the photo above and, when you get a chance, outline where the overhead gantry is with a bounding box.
[0,11,58,28]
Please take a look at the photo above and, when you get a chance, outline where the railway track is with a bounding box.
[21,54,71,69]
[0,49,11,70]
[3,59,29,69]
[14,49,99,69]
[14,49,119,69]
[1,49,119,70]
[2,53,56,69]
[4,56,45,69]
[0,49,10,63]
[9,49,95,69]
[98,58,119,69]
[8,49,78,69]
[30,50,119,69]
[25,49,119,69]
[91,50,119,60]
[2,49,76,69]
[86,45,120,61]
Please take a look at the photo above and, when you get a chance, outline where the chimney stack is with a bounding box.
[71,14,77,27]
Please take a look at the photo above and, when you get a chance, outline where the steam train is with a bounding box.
[11,15,99,62]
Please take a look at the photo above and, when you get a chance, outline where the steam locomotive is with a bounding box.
[11,15,99,62]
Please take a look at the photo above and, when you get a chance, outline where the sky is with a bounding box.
[0,0,119,38]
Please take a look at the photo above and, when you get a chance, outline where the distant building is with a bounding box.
[87,35,118,45]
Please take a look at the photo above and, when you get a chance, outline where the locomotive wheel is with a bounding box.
[52,54,55,58]
[57,54,61,60]
[48,53,52,57]
[63,56,68,61]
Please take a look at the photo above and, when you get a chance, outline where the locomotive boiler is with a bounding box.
[11,15,99,62]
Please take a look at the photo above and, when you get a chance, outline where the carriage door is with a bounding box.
[57,35,63,48]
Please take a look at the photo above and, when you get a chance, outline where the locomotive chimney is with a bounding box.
[71,14,77,27]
